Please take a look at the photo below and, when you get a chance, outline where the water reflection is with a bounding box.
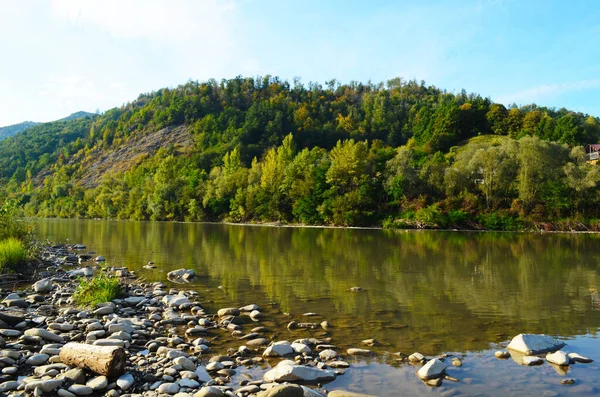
[36,219,600,355]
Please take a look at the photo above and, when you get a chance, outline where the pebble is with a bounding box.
[68,385,94,396]
[117,373,135,390]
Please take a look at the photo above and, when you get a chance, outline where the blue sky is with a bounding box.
[1,0,600,126]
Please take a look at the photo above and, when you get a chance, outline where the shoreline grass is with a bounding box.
[0,238,27,272]
[72,273,121,307]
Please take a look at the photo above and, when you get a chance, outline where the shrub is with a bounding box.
[72,273,121,307]
[0,238,27,272]
[0,201,32,242]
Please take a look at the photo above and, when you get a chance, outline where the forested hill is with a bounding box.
[0,111,96,141]
[1,76,599,229]
[0,121,40,140]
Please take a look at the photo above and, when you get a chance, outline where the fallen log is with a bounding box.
[59,342,126,377]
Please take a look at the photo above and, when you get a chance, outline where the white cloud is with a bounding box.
[496,80,600,106]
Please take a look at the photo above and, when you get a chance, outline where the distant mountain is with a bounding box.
[58,111,96,122]
[0,121,41,140]
[0,111,96,141]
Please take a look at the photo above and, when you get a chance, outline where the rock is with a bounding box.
[349,287,363,292]
[568,352,593,363]
[205,362,224,371]
[451,358,462,367]
[117,373,135,390]
[239,304,260,312]
[507,334,566,355]
[93,306,114,315]
[58,389,76,397]
[328,361,350,368]
[193,386,226,397]
[246,338,269,347]
[217,308,240,317]
[4,299,28,308]
[264,341,294,357]
[25,379,64,393]
[68,385,94,396]
[63,368,87,384]
[291,342,311,355]
[346,348,371,356]
[87,376,108,391]
[263,360,336,383]
[0,381,19,392]
[69,268,93,277]
[327,391,379,397]
[162,295,192,308]
[158,382,180,394]
[249,310,263,321]
[494,351,510,359]
[561,379,575,385]
[319,349,338,361]
[167,269,196,282]
[522,356,544,366]
[33,279,54,293]
[256,384,304,397]
[174,356,196,371]
[546,351,570,366]
[26,353,50,365]
[178,378,200,388]
[408,352,425,362]
[25,328,64,343]
[95,256,105,262]
[417,359,446,380]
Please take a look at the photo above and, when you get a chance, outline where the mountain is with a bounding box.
[0,111,96,141]
[0,76,599,229]
[58,111,96,122]
[0,121,41,140]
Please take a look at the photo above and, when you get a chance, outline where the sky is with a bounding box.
[1,0,600,126]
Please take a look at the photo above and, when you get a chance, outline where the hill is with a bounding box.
[0,121,41,140]
[0,76,598,229]
[0,111,96,141]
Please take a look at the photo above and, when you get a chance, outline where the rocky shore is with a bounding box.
[0,243,594,397]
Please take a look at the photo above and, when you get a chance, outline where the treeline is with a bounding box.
[1,76,599,229]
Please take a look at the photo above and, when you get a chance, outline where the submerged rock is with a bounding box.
[507,334,565,355]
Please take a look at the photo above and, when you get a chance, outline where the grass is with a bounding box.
[0,238,27,272]
[72,272,121,307]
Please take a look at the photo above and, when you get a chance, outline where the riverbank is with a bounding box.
[0,242,598,396]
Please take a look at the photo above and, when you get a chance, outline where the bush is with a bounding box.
[0,238,27,272]
[0,201,32,242]
[72,273,121,307]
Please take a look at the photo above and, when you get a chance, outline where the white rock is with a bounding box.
[24,329,64,343]
[507,334,566,355]
[173,356,196,371]
[291,342,311,355]
[546,350,570,366]
[263,360,336,383]
[263,341,294,357]
[417,359,446,380]
[319,349,338,361]
[117,373,135,390]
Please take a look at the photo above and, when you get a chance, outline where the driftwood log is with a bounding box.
[59,343,126,377]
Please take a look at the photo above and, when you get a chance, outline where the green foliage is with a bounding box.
[72,273,121,308]
[1,76,600,229]
[0,238,27,272]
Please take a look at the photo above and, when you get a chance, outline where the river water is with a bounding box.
[36,219,600,396]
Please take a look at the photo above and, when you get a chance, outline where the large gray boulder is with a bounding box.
[507,334,565,355]
[263,360,336,383]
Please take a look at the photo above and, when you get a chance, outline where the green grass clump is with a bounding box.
[72,273,121,307]
[0,238,27,272]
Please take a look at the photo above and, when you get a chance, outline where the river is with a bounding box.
[36,219,600,396]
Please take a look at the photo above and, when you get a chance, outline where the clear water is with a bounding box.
[36,219,600,396]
